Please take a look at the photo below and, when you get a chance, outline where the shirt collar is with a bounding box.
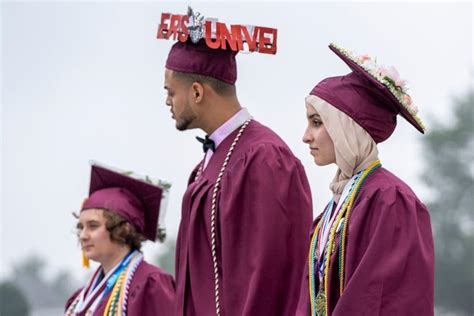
[208,108,252,149]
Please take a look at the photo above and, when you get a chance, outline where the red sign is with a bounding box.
[157,13,278,55]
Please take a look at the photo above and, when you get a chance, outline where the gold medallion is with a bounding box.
[316,291,326,316]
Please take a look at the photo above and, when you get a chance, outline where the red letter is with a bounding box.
[157,13,170,39]
[219,22,238,51]
[230,25,244,51]
[258,27,277,54]
[178,16,189,43]
[167,14,181,40]
[205,20,221,49]
[241,25,258,52]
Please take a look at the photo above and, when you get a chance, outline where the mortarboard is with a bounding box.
[310,43,425,143]
[81,161,171,242]
[166,39,238,85]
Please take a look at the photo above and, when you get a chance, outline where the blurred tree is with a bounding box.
[0,281,30,316]
[12,254,54,308]
[155,238,176,277]
[11,254,77,310]
[421,87,474,315]
[13,255,45,280]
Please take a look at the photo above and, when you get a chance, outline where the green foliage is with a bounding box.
[0,281,30,316]
[422,88,474,315]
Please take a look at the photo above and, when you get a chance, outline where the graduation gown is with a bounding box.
[175,120,313,315]
[65,261,175,315]
[296,167,434,315]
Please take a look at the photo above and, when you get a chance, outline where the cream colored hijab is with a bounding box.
[305,95,379,203]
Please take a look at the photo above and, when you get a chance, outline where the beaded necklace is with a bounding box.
[309,159,381,316]
[193,119,251,316]
[211,119,251,316]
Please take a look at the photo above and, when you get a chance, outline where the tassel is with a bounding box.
[82,251,90,268]
[80,197,90,269]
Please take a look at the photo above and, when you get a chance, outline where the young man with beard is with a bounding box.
[163,38,313,315]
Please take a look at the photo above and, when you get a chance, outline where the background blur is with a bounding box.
[1,1,472,315]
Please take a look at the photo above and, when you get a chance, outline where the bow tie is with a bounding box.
[196,135,216,153]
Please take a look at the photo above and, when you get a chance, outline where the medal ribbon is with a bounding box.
[309,160,381,316]
[66,250,138,316]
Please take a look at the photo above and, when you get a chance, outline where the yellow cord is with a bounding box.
[103,273,125,315]
[323,160,380,312]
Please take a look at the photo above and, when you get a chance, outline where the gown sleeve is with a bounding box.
[219,143,313,315]
[126,270,176,316]
[331,185,434,316]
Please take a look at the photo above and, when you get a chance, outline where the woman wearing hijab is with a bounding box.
[297,44,434,316]
[65,163,175,316]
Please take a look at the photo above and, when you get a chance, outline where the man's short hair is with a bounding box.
[172,71,236,96]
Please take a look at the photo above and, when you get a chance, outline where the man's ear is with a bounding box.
[191,82,205,103]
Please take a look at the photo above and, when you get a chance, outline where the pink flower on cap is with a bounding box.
[358,54,371,63]
[379,66,406,89]
[403,94,412,105]
[402,95,418,114]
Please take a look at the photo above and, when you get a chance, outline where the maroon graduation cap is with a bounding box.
[166,39,238,85]
[81,162,170,242]
[310,43,425,143]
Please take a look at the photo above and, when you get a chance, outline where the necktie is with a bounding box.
[196,135,216,153]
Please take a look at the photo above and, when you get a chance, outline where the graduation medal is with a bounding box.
[315,291,326,316]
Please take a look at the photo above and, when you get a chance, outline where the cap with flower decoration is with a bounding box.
[310,43,425,143]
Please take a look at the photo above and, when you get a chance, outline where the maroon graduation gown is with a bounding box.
[296,167,434,315]
[65,261,175,315]
[175,120,313,315]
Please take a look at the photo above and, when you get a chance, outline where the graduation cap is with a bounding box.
[310,43,425,143]
[159,6,278,85]
[166,38,238,85]
[81,161,171,242]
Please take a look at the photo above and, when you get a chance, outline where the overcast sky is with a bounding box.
[1,1,472,282]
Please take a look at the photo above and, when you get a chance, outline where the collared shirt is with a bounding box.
[203,107,252,169]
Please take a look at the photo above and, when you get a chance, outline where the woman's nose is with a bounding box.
[302,127,312,144]
[79,229,88,241]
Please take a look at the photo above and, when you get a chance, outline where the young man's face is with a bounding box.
[164,69,198,131]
